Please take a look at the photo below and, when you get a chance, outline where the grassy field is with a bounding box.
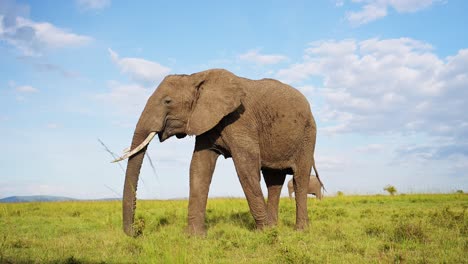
[0,194,466,263]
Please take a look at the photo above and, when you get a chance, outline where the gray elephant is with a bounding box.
[288,175,323,200]
[113,69,321,236]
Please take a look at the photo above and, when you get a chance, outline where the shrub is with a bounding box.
[384,185,397,196]
[429,206,466,233]
[65,256,81,264]
[279,245,312,264]
[365,223,385,237]
[71,211,81,217]
[392,221,426,242]
[133,215,146,236]
[265,228,279,244]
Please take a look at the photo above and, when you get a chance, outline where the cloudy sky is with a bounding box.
[1,0,467,199]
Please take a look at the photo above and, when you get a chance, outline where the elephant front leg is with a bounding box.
[263,169,286,226]
[187,147,219,236]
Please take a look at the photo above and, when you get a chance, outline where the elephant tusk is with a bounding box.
[123,146,131,153]
[111,132,156,163]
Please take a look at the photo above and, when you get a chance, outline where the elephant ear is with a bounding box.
[187,70,245,136]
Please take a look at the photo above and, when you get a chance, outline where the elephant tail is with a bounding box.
[312,163,326,193]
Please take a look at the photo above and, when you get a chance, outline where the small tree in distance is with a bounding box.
[384,185,397,196]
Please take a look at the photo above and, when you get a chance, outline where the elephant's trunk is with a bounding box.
[122,130,150,236]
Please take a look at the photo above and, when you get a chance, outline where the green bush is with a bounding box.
[392,221,426,242]
[384,185,397,196]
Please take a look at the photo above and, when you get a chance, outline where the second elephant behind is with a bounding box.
[288,176,323,200]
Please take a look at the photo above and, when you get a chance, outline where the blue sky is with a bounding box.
[1,0,467,199]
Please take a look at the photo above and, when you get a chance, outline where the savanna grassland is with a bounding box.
[0,194,466,263]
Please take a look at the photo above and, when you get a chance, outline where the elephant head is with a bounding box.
[113,69,245,236]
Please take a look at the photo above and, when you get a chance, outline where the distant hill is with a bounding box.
[0,195,122,203]
[0,195,77,203]
[91,198,121,201]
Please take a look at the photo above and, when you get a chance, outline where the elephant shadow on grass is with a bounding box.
[206,210,256,230]
[0,256,104,264]
[205,209,299,230]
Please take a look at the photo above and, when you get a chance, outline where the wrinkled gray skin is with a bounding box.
[122,69,320,236]
[288,176,322,200]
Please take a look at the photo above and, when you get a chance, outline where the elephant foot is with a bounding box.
[186,227,206,237]
[255,218,276,230]
[266,216,279,227]
[186,224,207,237]
[295,220,309,231]
[267,220,278,227]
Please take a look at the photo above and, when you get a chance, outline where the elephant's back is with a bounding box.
[251,78,310,106]
[245,78,313,119]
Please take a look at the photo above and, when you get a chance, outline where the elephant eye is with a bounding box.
[164,97,172,105]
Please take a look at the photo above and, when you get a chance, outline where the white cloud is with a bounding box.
[11,83,39,102]
[239,49,288,65]
[8,80,39,103]
[346,2,387,25]
[396,138,468,172]
[0,0,29,20]
[0,183,70,197]
[0,11,92,56]
[307,39,357,56]
[387,0,436,13]
[356,143,385,153]
[344,0,442,26]
[296,85,318,98]
[24,18,91,48]
[95,81,152,115]
[76,0,111,10]
[108,48,171,86]
[316,155,351,170]
[30,60,80,78]
[276,37,468,160]
[15,85,38,93]
[46,123,60,129]
[335,0,345,7]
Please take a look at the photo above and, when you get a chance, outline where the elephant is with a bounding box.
[113,69,321,236]
[287,175,323,200]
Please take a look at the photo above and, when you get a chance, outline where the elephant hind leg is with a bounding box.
[263,169,286,226]
[293,165,312,230]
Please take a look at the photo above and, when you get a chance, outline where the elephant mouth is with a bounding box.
[158,131,166,142]
[158,131,186,142]
[159,118,186,142]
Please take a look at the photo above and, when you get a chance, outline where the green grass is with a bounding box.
[0,194,466,263]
